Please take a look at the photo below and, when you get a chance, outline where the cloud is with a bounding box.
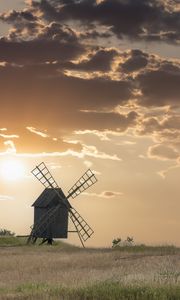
[0,63,134,132]
[15,133,82,154]
[137,114,180,138]
[3,140,16,154]
[3,1,179,45]
[147,144,179,160]
[26,127,49,138]
[0,35,85,64]
[120,50,148,73]
[64,48,118,72]
[0,134,19,139]
[0,1,179,161]
[137,62,180,106]
[158,163,180,178]
[0,128,7,131]
[135,107,180,166]
[0,9,37,23]
[117,140,136,145]
[0,126,123,160]
[74,129,125,141]
[136,110,180,151]
[81,144,121,160]
[29,0,180,43]
[72,110,138,132]
[47,162,62,170]
[83,190,123,198]
[79,29,111,40]
[1,43,178,136]
[5,143,121,161]
[0,195,15,201]
[75,129,111,141]
[0,128,82,155]
[0,48,179,158]
[74,126,138,141]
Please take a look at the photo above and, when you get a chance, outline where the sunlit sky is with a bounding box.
[0,0,180,247]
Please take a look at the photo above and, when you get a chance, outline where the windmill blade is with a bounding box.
[67,169,97,199]
[31,162,70,208]
[69,207,94,242]
[31,162,59,189]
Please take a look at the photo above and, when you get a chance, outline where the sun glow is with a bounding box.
[1,159,25,181]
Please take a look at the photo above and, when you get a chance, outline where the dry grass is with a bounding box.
[0,238,180,299]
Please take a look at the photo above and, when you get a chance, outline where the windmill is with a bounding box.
[27,162,97,247]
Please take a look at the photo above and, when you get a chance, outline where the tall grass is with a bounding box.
[1,282,180,300]
[0,236,25,246]
[0,238,179,299]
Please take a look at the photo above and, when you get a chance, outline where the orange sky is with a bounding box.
[0,0,180,247]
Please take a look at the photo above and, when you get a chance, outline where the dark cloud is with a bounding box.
[0,34,84,64]
[0,59,134,132]
[121,50,148,73]
[0,8,41,40]
[28,0,180,43]
[0,45,179,137]
[0,11,85,63]
[73,110,138,131]
[79,29,111,40]
[137,62,180,106]
[0,9,37,23]
[63,48,118,72]
[38,22,78,42]
[0,0,179,153]
[37,75,133,111]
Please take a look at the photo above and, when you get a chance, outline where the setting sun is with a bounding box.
[1,159,25,181]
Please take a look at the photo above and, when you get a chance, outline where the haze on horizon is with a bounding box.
[0,0,180,247]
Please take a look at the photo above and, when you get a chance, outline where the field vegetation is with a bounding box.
[0,237,179,299]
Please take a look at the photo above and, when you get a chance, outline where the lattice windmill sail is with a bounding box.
[27,162,97,247]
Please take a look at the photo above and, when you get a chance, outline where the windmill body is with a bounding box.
[28,162,98,246]
[32,188,69,239]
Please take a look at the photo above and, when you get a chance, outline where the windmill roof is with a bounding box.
[32,188,71,208]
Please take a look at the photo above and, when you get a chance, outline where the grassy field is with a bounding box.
[0,237,180,299]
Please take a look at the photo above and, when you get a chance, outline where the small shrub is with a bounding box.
[112,236,134,248]
[112,238,121,248]
[125,236,134,245]
[0,228,15,236]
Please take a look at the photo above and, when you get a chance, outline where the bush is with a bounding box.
[0,228,15,236]
[112,238,121,247]
[112,236,134,248]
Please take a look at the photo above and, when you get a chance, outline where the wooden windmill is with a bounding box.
[27,162,97,247]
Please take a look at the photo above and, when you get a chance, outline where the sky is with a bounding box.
[0,0,180,247]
